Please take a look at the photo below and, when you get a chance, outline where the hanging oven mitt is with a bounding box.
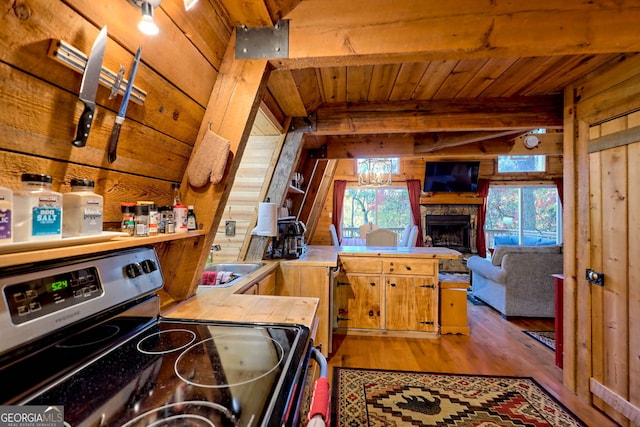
[187,128,230,188]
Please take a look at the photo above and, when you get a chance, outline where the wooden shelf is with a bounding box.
[0,231,205,268]
[288,185,304,194]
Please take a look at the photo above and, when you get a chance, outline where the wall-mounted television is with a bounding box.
[423,161,480,193]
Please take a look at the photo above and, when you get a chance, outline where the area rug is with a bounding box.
[331,367,586,426]
[524,330,556,351]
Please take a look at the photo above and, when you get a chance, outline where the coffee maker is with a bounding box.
[270,220,306,259]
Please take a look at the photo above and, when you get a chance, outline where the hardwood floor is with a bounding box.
[326,299,618,426]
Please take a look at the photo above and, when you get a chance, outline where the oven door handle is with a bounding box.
[307,347,330,426]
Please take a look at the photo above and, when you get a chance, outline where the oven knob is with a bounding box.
[125,263,144,278]
[140,259,157,274]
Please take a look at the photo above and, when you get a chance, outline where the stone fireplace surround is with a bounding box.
[420,204,479,272]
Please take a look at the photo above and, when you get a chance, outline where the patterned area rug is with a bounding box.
[524,330,556,351]
[331,367,586,426]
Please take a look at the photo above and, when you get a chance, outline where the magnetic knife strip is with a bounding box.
[48,39,147,105]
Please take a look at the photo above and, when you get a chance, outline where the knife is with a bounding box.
[108,46,142,163]
[72,26,108,147]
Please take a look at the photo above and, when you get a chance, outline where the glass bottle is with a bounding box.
[187,205,197,231]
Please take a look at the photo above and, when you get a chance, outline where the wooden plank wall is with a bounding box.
[0,0,231,224]
[564,54,640,425]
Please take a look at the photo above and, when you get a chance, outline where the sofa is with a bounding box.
[493,235,557,246]
[467,245,563,318]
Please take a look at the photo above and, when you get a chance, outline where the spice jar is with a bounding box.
[134,204,149,237]
[63,179,103,237]
[121,202,136,236]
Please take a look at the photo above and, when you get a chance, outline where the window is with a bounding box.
[356,158,400,174]
[341,186,411,238]
[497,155,546,173]
[484,185,562,249]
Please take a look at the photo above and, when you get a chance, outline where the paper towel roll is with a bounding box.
[251,202,278,236]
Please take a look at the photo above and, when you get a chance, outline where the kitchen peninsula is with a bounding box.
[167,245,463,357]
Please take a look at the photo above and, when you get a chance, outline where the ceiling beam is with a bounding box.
[220,0,302,27]
[414,130,529,153]
[313,96,563,135]
[322,131,564,159]
[277,0,640,69]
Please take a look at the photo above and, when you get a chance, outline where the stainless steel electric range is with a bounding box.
[0,246,312,426]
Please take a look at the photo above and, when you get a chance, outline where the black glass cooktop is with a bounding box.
[9,317,309,427]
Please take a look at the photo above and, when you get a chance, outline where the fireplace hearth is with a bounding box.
[425,214,471,252]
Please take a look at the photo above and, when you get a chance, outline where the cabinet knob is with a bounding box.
[389,283,396,287]
[370,282,376,286]
[369,310,374,317]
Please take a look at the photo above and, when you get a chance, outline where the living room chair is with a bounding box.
[359,223,379,238]
[366,228,397,246]
[407,225,419,247]
[329,224,340,246]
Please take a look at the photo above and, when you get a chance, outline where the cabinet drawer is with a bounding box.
[383,258,436,275]
[340,257,382,274]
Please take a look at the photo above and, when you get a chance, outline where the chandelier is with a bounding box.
[358,158,392,186]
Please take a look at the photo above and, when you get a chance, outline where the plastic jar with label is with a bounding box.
[13,174,63,242]
[158,205,175,234]
[137,201,158,236]
[0,186,13,244]
[62,179,103,237]
[134,204,149,237]
[173,203,188,233]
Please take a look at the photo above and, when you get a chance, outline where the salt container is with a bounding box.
[13,174,63,242]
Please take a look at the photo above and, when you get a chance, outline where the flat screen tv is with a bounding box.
[423,161,480,193]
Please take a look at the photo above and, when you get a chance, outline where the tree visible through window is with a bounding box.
[484,185,561,249]
[342,187,411,238]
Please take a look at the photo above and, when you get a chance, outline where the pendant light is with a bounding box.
[129,0,162,36]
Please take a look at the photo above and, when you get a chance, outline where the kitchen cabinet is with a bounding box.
[385,275,437,332]
[335,274,381,329]
[438,275,470,335]
[241,272,275,296]
[336,255,439,336]
[277,263,332,356]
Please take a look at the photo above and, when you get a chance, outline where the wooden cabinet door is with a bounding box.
[335,274,381,329]
[385,275,437,332]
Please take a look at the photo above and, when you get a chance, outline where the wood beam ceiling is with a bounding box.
[313,96,563,135]
[278,0,640,69]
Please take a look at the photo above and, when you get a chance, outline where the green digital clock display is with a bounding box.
[50,279,69,292]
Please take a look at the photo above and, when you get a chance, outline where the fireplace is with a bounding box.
[425,214,471,252]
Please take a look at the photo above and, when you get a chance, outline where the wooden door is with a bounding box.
[587,125,640,425]
[335,274,381,329]
[385,275,437,332]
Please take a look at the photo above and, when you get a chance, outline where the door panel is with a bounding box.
[588,132,638,425]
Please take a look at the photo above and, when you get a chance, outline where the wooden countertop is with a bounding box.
[163,261,319,329]
[163,245,460,327]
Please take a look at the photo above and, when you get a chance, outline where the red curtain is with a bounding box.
[332,180,347,243]
[553,177,563,206]
[406,179,424,247]
[476,179,490,257]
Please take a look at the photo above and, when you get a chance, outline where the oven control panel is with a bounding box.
[4,266,103,325]
[0,246,164,355]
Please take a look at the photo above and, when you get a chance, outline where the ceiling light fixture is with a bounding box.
[129,0,162,36]
[358,158,392,186]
